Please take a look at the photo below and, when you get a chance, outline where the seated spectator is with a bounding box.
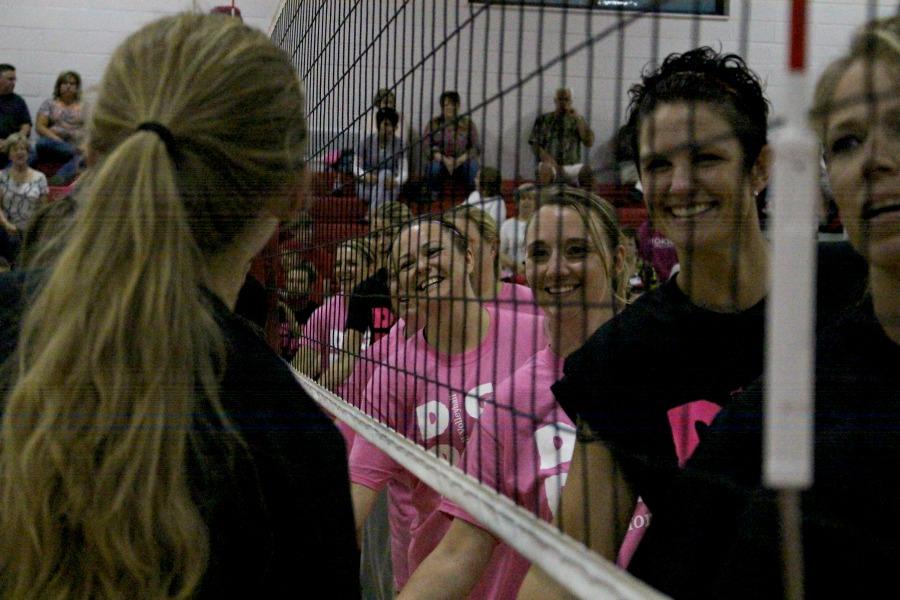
[34,71,87,185]
[499,183,537,280]
[463,166,506,227]
[423,90,479,197]
[1,134,49,263]
[355,107,408,209]
[0,64,31,164]
[278,256,320,361]
[18,193,77,267]
[529,87,594,187]
[637,217,679,285]
[445,204,540,315]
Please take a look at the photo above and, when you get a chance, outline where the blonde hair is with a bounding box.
[370,200,413,228]
[339,238,376,264]
[811,16,900,141]
[444,204,500,277]
[0,13,306,600]
[2,132,28,154]
[531,185,630,307]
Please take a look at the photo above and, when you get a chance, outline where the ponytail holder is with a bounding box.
[136,121,182,163]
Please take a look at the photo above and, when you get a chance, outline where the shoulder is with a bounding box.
[37,98,53,112]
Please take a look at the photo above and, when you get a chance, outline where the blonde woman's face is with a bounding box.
[525,205,610,321]
[825,59,900,273]
[8,143,28,166]
[334,245,369,294]
[453,216,495,290]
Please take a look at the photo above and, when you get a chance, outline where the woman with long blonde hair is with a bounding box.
[0,13,358,599]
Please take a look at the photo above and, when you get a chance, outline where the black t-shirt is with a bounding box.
[553,277,767,508]
[0,271,361,598]
[0,93,31,140]
[552,241,867,511]
[629,299,900,599]
[345,267,394,338]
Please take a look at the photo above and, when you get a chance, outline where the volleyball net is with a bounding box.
[264,1,893,598]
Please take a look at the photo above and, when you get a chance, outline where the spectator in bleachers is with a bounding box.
[355,107,408,209]
[278,257,320,360]
[18,193,76,268]
[529,87,594,187]
[637,217,679,284]
[0,64,31,165]
[295,238,375,379]
[499,182,537,280]
[445,204,540,314]
[321,200,412,391]
[401,187,628,599]
[34,70,87,185]
[423,90,479,198]
[1,133,49,263]
[462,166,506,227]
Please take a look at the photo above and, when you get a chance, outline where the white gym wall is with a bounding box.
[0,0,282,119]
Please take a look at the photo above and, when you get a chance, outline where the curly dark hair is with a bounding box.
[625,47,770,173]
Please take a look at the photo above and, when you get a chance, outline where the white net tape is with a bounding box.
[292,369,669,600]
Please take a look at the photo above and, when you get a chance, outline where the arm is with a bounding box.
[575,113,594,148]
[398,518,497,599]
[351,482,380,546]
[321,328,362,391]
[518,437,634,598]
[558,437,634,558]
[18,123,30,137]
[517,566,577,600]
[0,207,17,234]
[35,113,62,141]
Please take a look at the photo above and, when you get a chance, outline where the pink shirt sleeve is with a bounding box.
[348,362,409,491]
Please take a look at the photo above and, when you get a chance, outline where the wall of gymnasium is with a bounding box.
[0,0,281,123]
[295,0,896,179]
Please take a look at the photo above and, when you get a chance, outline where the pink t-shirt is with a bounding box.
[439,346,574,599]
[350,308,546,576]
[299,294,350,375]
[337,318,418,590]
[490,281,541,315]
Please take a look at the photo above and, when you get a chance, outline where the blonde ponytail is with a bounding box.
[0,13,306,600]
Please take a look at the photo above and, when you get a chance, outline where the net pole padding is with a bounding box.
[765,1,815,597]
[764,0,817,492]
[291,371,670,600]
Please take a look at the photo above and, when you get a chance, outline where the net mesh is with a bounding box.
[263,1,896,598]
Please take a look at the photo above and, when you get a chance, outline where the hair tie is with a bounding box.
[136,121,182,162]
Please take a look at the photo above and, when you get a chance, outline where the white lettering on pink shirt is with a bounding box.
[438,346,571,599]
[350,308,545,578]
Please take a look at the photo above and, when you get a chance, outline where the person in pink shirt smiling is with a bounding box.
[349,217,545,585]
[398,186,628,599]
[446,204,541,315]
[294,238,374,379]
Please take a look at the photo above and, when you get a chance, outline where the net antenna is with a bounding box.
[764,1,817,599]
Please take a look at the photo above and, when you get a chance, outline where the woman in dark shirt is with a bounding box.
[520,47,774,597]
[0,13,358,599]
[627,16,900,599]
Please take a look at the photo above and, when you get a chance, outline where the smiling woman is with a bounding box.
[400,188,628,600]
[348,216,546,587]
[523,48,774,597]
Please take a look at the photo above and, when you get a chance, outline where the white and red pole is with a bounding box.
[765,1,817,598]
